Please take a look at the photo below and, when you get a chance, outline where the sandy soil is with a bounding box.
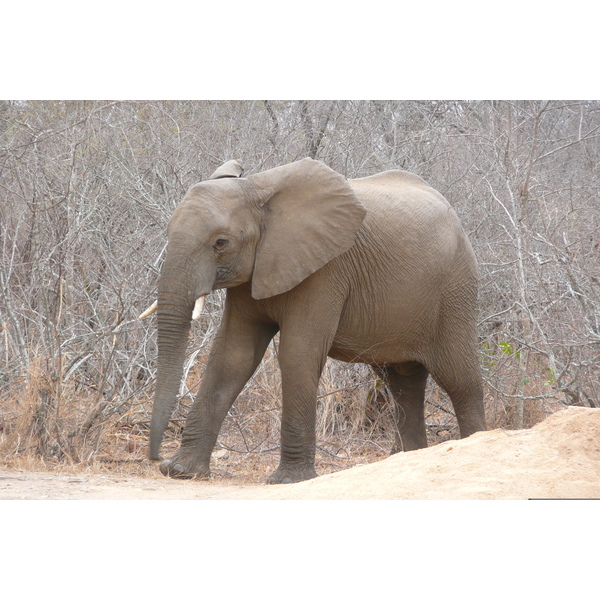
[1,406,599,500]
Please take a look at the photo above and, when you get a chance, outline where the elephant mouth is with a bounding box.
[214,266,232,285]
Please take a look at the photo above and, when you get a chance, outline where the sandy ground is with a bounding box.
[1,406,599,500]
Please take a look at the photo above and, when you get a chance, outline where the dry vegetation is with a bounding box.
[1,100,598,482]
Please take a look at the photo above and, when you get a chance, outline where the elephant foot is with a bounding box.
[267,464,318,485]
[159,456,210,480]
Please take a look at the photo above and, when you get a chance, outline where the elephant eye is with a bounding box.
[213,238,228,250]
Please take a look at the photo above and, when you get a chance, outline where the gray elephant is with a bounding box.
[140,158,486,484]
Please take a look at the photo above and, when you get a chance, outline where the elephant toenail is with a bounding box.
[172,463,186,476]
[159,459,189,477]
[159,459,172,476]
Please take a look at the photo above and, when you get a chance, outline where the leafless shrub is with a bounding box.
[1,100,598,476]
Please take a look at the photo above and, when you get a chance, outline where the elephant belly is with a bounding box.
[329,309,429,366]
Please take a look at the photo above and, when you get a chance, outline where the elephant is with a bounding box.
[140,157,486,484]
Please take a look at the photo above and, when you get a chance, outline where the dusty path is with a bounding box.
[2,407,599,500]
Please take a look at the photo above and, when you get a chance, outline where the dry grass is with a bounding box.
[0,346,568,484]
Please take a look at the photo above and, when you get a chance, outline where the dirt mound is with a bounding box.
[261,406,600,500]
[1,407,598,499]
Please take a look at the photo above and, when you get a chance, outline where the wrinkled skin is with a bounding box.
[144,158,486,484]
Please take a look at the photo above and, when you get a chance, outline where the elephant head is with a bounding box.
[142,158,366,460]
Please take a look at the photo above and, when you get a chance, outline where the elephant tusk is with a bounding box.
[139,300,158,319]
[192,296,206,320]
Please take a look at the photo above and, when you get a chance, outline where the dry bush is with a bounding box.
[1,100,598,480]
[0,352,154,473]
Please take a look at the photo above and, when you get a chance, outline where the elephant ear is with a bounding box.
[208,159,244,179]
[249,158,367,300]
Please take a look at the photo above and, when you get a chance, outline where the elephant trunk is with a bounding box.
[149,305,191,460]
[149,258,212,460]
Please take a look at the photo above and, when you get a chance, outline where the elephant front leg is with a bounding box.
[159,382,237,479]
[160,314,277,479]
[267,390,319,484]
[267,331,332,485]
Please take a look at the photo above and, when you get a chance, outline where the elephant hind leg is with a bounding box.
[376,362,429,453]
[426,351,486,440]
